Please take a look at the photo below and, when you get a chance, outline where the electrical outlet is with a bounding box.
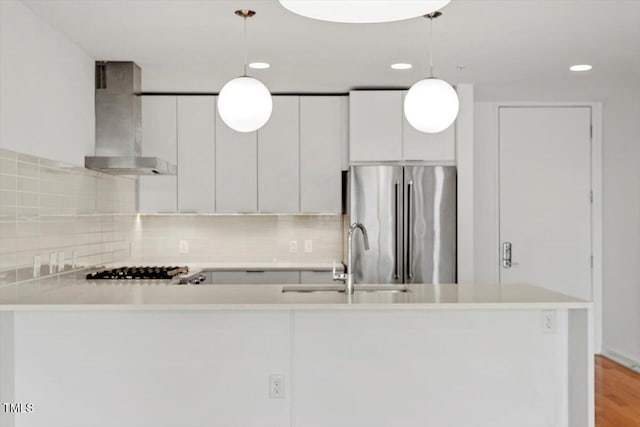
[179,240,189,254]
[304,239,313,253]
[269,374,285,399]
[58,251,65,272]
[289,240,298,253]
[541,310,556,334]
[33,255,41,278]
[49,252,57,274]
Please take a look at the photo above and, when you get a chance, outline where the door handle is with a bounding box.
[407,181,413,280]
[394,181,400,279]
[502,242,512,268]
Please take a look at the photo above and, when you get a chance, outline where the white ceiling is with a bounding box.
[23,0,640,100]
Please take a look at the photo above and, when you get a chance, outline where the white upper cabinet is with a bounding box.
[215,112,258,213]
[258,97,300,213]
[300,96,346,213]
[349,91,403,162]
[349,90,456,163]
[401,91,455,162]
[139,95,346,214]
[177,96,216,213]
[139,96,177,213]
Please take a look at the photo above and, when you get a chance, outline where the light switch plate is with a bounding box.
[49,253,57,274]
[288,240,298,253]
[179,240,189,254]
[33,255,41,278]
[304,240,313,253]
[58,251,65,272]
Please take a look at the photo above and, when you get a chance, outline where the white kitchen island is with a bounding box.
[0,273,593,427]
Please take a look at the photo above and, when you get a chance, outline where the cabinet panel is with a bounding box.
[300,96,345,213]
[139,96,177,213]
[300,270,336,284]
[206,270,299,285]
[258,97,299,213]
[177,96,216,213]
[215,114,257,213]
[402,92,456,161]
[349,91,402,162]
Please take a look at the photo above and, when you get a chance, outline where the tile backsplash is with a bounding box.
[1,148,345,286]
[131,215,344,265]
[0,148,137,286]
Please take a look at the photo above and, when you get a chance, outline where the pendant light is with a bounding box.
[218,10,272,133]
[279,0,451,23]
[404,11,459,134]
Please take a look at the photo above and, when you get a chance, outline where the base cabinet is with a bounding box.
[4,308,591,427]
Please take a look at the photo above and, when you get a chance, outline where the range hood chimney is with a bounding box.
[85,61,176,175]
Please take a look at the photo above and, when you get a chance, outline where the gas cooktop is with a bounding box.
[86,266,189,280]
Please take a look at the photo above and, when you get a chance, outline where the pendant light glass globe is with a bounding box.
[218,76,272,133]
[279,0,451,23]
[404,77,459,133]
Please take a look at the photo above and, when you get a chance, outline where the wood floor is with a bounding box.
[596,355,640,427]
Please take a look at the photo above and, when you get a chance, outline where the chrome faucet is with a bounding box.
[334,223,370,295]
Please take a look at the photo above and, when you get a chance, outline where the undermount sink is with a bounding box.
[282,284,410,293]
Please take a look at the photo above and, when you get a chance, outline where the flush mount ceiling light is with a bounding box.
[391,63,413,70]
[279,0,451,23]
[218,10,273,133]
[570,64,593,72]
[249,62,271,69]
[404,11,459,134]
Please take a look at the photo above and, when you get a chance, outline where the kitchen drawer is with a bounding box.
[299,270,335,284]
[205,270,299,285]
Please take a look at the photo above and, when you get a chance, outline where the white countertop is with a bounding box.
[0,270,590,310]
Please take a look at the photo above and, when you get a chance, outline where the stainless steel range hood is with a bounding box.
[85,61,176,175]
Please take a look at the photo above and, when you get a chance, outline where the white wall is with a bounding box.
[601,91,640,364]
[473,102,500,285]
[0,0,95,167]
[474,94,640,365]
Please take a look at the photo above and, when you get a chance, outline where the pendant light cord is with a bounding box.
[429,16,434,77]
[243,16,248,77]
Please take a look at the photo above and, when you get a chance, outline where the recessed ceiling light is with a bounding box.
[391,63,412,70]
[570,64,592,72]
[249,62,270,69]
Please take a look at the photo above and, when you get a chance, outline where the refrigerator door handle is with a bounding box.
[394,180,400,279]
[407,180,413,280]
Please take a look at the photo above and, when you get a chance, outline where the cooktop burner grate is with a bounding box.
[86,266,189,280]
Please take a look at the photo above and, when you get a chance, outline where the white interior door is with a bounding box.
[499,107,592,300]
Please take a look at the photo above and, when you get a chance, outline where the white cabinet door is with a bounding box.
[258,97,299,213]
[349,91,402,162]
[402,91,456,161]
[177,96,216,213]
[499,107,592,301]
[215,113,257,213]
[139,96,177,213]
[300,96,345,213]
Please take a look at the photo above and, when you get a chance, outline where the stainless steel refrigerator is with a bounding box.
[350,165,457,284]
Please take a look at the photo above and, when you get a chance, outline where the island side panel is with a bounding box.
[0,311,15,427]
[293,309,570,427]
[11,310,291,427]
[568,308,595,427]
